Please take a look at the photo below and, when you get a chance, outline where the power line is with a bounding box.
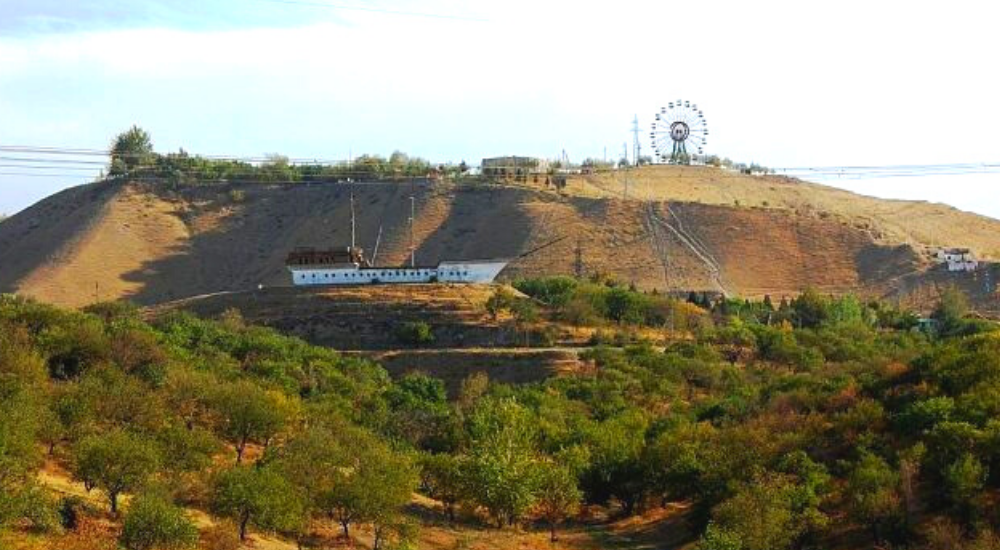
[3,143,1000,182]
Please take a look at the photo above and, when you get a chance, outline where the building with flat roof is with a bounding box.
[936,248,979,272]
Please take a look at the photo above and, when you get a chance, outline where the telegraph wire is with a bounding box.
[2,143,1000,183]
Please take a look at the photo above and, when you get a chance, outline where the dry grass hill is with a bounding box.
[1,166,998,312]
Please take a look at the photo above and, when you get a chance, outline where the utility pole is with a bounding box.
[574,237,584,279]
[350,191,356,250]
[622,142,629,199]
[409,195,416,267]
[631,115,641,166]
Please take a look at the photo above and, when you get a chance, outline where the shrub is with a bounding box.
[120,494,198,550]
[396,321,435,346]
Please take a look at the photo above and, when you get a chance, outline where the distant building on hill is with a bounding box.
[936,248,979,272]
[481,156,549,177]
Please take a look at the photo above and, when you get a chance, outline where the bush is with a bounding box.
[396,321,435,346]
[120,494,198,550]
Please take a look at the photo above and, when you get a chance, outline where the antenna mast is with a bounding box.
[409,194,416,267]
[350,191,356,250]
[631,115,641,166]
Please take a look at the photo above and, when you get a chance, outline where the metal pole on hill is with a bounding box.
[409,181,416,267]
[631,115,641,166]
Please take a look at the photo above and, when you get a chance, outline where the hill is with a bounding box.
[1,166,998,310]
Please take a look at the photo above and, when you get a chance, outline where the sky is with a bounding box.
[0,0,998,218]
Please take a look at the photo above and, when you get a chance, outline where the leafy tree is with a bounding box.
[933,287,971,335]
[698,522,744,550]
[581,411,649,514]
[419,453,464,522]
[464,397,541,527]
[709,475,802,550]
[792,288,829,328]
[322,438,418,538]
[385,373,454,450]
[485,287,516,321]
[120,493,198,550]
[395,321,435,346]
[847,451,902,544]
[40,318,110,380]
[456,371,489,412]
[211,381,295,462]
[163,369,216,430]
[944,453,985,524]
[535,462,581,541]
[73,430,161,513]
[605,287,647,325]
[110,125,155,175]
[0,481,60,534]
[210,465,304,541]
[155,423,221,473]
[0,326,47,509]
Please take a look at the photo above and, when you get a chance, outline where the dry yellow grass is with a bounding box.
[1,169,997,308]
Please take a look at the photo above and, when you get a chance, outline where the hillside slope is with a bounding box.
[1,167,998,308]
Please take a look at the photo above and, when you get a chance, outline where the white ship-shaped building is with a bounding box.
[286,246,509,286]
[286,192,516,287]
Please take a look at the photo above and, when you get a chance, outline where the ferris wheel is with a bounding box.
[650,100,708,164]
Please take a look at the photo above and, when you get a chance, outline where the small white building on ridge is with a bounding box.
[936,248,979,272]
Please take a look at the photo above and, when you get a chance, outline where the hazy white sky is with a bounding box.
[0,0,998,218]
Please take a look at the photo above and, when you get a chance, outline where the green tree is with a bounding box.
[385,373,454,450]
[944,453,986,524]
[709,475,801,550]
[0,326,47,521]
[120,493,198,550]
[212,381,294,463]
[464,398,540,527]
[271,426,348,513]
[581,411,649,514]
[535,463,581,541]
[485,288,516,321]
[110,125,155,175]
[698,522,744,550]
[792,288,829,328]
[933,287,970,335]
[847,451,902,544]
[322,439,418,539]
[210,465,304,541]
[419,453,464,523]
[395,321,435,346]
[73,430,161,514]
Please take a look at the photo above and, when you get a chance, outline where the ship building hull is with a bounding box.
[289,259,508,286]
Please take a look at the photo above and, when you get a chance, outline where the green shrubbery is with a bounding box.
[1,284,1000,548]
[395,321,436,346]
[104,127,449,187]
[514,276,709,331]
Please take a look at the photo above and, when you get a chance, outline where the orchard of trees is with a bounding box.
[2,278,1000,549]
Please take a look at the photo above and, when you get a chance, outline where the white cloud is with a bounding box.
[0,0,998,217]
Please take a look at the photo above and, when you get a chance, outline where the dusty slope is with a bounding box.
[1,167,998,308]
[572,165,1000,259]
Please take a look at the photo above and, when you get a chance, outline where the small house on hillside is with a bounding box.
[936,248,979,272]
[481,156,548,177]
